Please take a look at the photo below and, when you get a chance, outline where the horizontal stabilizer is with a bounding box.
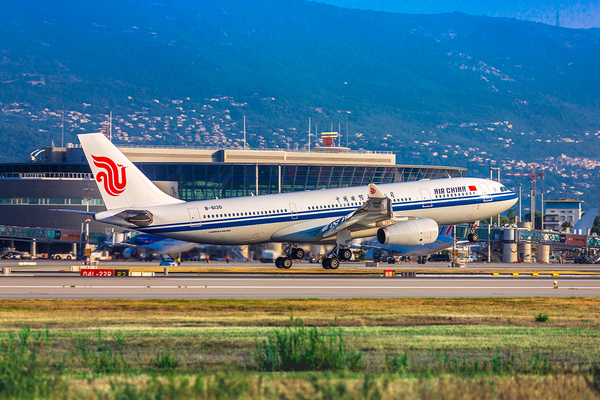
[50,209,97,215]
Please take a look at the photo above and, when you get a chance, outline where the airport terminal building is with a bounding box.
[0,142,466,256]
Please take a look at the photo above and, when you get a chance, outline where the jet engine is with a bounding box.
[122,247,147,260]
[364,250,382,261]
[122,248,137,259]
[377,219,438,246]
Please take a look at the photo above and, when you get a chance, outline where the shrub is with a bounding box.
[535,313,550,323]
[254,319,362,372]
[153,352,180,371]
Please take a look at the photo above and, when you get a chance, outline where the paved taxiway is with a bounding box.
[2,259,600,272]
[0,275,599,299]
[1,260,599,299]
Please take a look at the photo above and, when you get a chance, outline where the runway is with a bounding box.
[1,275,599,299]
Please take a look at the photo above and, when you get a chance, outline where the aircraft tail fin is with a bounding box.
[439,225,453,237]
[78,133,184,210]
[573,207,598,234]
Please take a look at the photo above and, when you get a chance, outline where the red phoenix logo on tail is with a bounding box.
[91,155,127,196]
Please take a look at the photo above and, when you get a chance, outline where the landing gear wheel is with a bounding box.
[322,258,331,269]
[468,233,479,242]
[329,257,340,270]
[282,257,293,269]
[338,248,352,261]
[292,248,305,260]
[275,257,284,269]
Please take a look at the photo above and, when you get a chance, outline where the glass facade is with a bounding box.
[136,163,465,201]
[0,160,466,201]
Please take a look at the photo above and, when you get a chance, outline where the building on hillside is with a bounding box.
[543,199,583,231]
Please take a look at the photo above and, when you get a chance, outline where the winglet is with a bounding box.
[368,183,385,199]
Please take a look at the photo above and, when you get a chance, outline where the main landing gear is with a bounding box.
[467,221,480,242]
[275,245,306,269]
[321,246,352,270]
[275,241,353,270]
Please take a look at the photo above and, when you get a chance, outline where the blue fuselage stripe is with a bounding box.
[140,192,516,234]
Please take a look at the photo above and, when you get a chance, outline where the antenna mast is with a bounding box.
[61,107,65,147]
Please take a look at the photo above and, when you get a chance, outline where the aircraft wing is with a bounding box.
[320,183,392,238]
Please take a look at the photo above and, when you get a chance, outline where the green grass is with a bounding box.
[0,299,598,399]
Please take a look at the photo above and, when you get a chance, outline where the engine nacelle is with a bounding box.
[122,248,137,259]
[377,219,439,246]
[364,250,382,261]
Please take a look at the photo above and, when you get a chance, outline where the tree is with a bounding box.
[592,215,600,235]
[524,211,542,230]
[507,208,516,223]
[561,221,573,232]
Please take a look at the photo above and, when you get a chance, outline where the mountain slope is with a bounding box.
[1,0,600,205]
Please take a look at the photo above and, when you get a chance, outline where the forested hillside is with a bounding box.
[1,0,600,206]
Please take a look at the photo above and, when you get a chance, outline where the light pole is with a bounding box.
[518,183,523,223]
[346,111,350,148]
[490,167,501,225]
[83,186,94,264]
[541,191,545,231]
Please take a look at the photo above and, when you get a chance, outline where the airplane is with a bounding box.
[68,133,517,270]
[357,225,471,264]
[110,233,197,260]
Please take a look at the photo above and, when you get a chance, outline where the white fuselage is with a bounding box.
[98,177,517,245]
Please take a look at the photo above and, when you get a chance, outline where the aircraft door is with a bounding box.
[289,203,298,220]
[419,188,433,208]
[479,183,492,202]
[188,207,201,226]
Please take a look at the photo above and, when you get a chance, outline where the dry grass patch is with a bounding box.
[0,298,598,330]
[64,374,600,400]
